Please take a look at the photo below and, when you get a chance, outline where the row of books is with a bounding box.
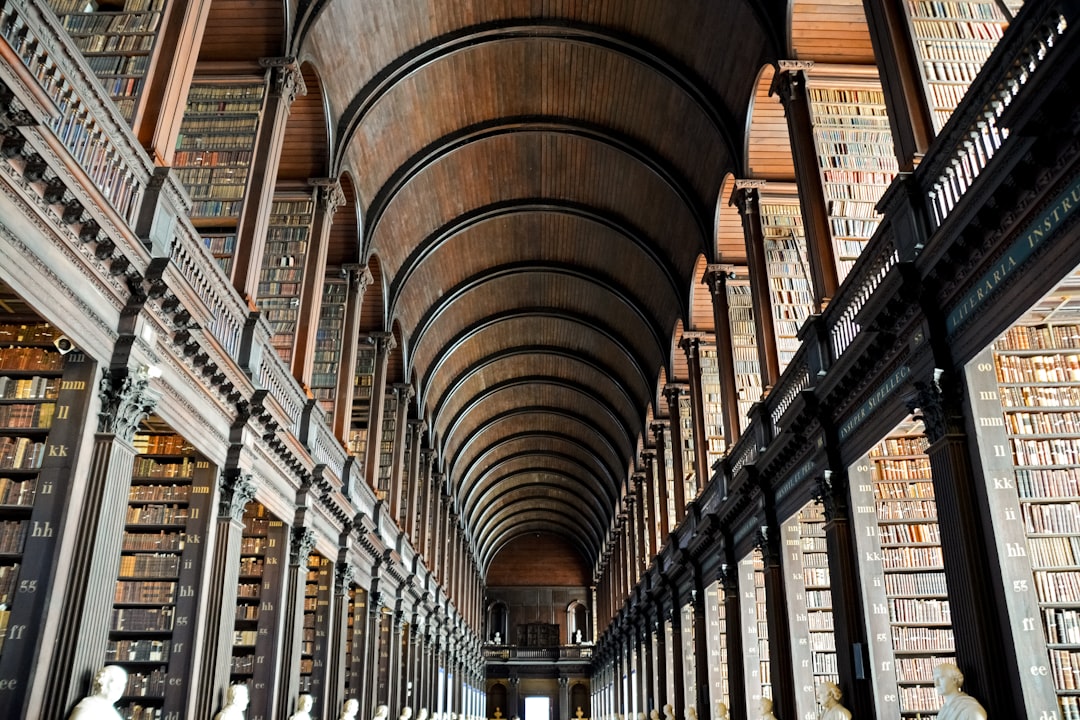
[0,402,54,429]
[890,598,951,624]
[0,347,64,371]
[997,354,1080,384]
[72,32,155,53]
[84,53,148,76]
[122,531,183,552]
[1034,571,1080,603]
[118,553,180,578]
[105,638,170,663]
[999,324,1080,351]
[57,12,162,35]
[1022,502,1080,535]
[886,571,949,596]
[876,479,935,497]
[0,375,59,399]
[124,504,189,525]
[1030,536,1080,569]
[1012,438,1080,467]
[129,484,189,503]
[878,499,937,520]
[132,456,196,478]
[0,437,45,470]
[0,324,60,343]
[132,435,192,455]
[879,522,942,544]
[114,580,176,604]
[111,606,174,632]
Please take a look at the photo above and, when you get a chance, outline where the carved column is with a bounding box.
[389,384,413,527]
[364,332,396,496]
[365,588,385,713]
[651,423,671,543]
[732,183,780,390]
[640,453,658,559]
[333,265,373,441]
[43,370,157,718]
[813,472,873,719]
[680,336,711,492]
[756,524,797,720]
[860,0,934,170]
[406,420,425,544]
[668,594,685,719]
[632,474,648,578]
[277,525,316,719]
[508,676,520,719]
[691,583,711,720]
[293,177,346,383]
[418,450,434,560]
[653,605,668,710]
[908,372,1020,715]
[703,265,743,445]
[663,385,688,524]
[773,62,839,309]
[388,609,404,714]
[329,559,356,715]
[234,57,306,301]
[718,562,745,719]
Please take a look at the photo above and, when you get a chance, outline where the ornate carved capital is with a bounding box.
[218,469,256,521]
[906,367,963,443]
[260,56,306,104]
[310,177,346,214]
[368,331,396,354]
[753,524,779,565]
[394,383,415,401]
[336,560,356,590]
[97,369,157,441]
[813,470,849,522]
[649,422,668,441]
[343,263,374,293]
[731,184,761,217]
[291,526,316,566]
[662,384,685,404]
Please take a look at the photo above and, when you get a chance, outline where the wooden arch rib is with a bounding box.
[461,453,612,527]
[421,317,653,421]
[475,498,604,562]
[789,0,875,64]
[481,520,596,574]
[441,380,635,466]
[334,23,741,174]
[446,406,625,487]
[409,264,667,378]
[470,480,607,555]
[388,201,684,324]
[457,434,619,513]
[431,350,642,452]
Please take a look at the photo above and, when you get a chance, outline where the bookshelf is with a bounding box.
[726,272,761,433]
[347,345,376,465]
[678,394,697,499]
[174,80,265,225]
[258,190,316,364]
[0,314,94,715]
[759,190,814,374]
[781,501,837,718]
[805,74,899,284]
[963,269,1080,718]
[201,233,236,276]
[900,0,1011,132]
[704,581,729,711]
[310,277,347,417]
[345,584,366,702]
[376,391,397,502]
[109,429,214,720]
[231,502,286,720]
[680,603,697,711]
[850,421,954,718]
[738,552,772,710]
[300,552,332,699]
[47,0,166,123]
[699,344,727,465]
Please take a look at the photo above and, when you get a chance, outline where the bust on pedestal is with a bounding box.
[934,663,986,720]
[401,706,414,720]
[816,682,851,720]
[758,697,778,720]
[214,684,250,720]
[340,699,360,720]
[662,704,674,720]
[715,703,729,720]
[68,666,127,720]
[289,694,314,720]
[373,705,390,720]
[417,708,429,720]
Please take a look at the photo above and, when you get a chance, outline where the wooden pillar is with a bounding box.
[668,591,685,718]
[640,453,658,559]
[333,265,373,442]
[651,423,671,543]
[139,0,213,161]
[663,386,688,525]
[690,589,711,720]
[907,372,1022,715]
[755,514,797,720]
[233,58,305,303]
[388,384,412,527]
[277,526,316,720]
[292,178,345,384]
[632,474,648,578]
[194,469,255,719]
[813,472,874,719]
[703,265,743,446]
[679,336,711,493]
[860,0,934,170]
[406,420,425,544]
[638,620,654,713]
[365,589,385,714]
[732,184,780,390]
[363,332,395,495]
[653,604,668,709]
[418,450,434,561]
[329,559,355,715]
[718,562,746,719]
[773,62,839,310]
[42,371,156,719]
[431,482,446,579]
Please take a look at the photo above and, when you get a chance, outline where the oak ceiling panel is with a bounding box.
[459,435,618,512]
[460,454,611,525]
[715,174,746,263]
[276,65,329,183]
[450,413,622,496]
[746,66,795,181]
[391,211,681,347]
[346,37,726,214]
[482,519,595,571]
[409,272,666,393]
[474,494,603,560]
[370,131,702,291]
[420,316,653,421]
[441,383,634,468]
[432,353,640,451]
[689,254,715,332]
[790,0,875,64]
[198,0,286,63]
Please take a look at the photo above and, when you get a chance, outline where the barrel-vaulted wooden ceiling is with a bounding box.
[219,0,874,577]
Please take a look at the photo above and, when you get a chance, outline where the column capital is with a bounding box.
[342,263,374,292]
[906,368,964,443]
[770,62,810,105]
[291,525,316,565]
[309,176,346,213]
[218,469,256,521]
[731,181,763,216]
[649,421,669,438]
[678,334,707,353]
[336,560,357,590]
[813,469,850,522]
[367,331,397,354]
[259,56,306,104]
[97,368,158,440]
[393,382,416,401]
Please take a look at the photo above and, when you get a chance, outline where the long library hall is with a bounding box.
[0,0,1077,719]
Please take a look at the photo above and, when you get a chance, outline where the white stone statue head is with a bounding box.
[93,665,127,703]
[341,699,360,720]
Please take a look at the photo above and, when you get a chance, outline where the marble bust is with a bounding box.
[68,666,127,720]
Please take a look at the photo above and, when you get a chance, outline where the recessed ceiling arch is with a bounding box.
[481,520,596,574]
[478,506,601,564]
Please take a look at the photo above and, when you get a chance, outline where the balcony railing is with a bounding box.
[482,645,594,661]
